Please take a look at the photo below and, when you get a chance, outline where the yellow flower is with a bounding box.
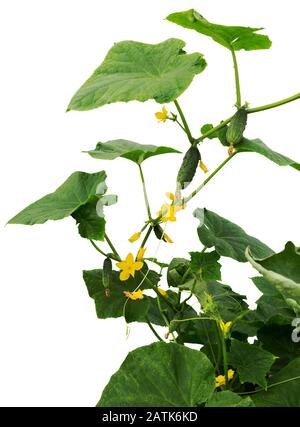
[155,106,169,123]
[159,203,177,223]
[199,160,209,174]
[116,253,143,281]
[128,232,141,243]
[157,288,167,297]
[136,247,146,261]
[163,232,174,244]
[166,192,175,201]
[123,289,144,300]
[215,369,235,388]
[219,320,232,335]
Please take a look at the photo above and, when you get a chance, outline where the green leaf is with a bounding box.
[86,139,180,164]
[8,171,107,225]
[166,10,271,51]
[236,138,300,171]
[257,325,300,372]
[167,258,191,288]
[255,294,295,326]
[190,251,221,281]
[194,208,274,262]
[252,276,281,297]
[201,123,216,139]
[206,281,248,321]
[67,38,206,111]
[72,197,105,240]
[206,391,254,407]
[83,267,160,323]
[147,290,196,327]
[98,342,215,407]
[229,339,276,388]
[252,358,300,407]
[246,242,300,314]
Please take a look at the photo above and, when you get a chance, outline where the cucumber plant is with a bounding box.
[8,7,300,407]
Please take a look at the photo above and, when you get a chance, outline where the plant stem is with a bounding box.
[140,225,152,250]
[218,323,229,388]
[196,116,233,143]
[146,317,164,342]
[90,240,112,259]
[157,296,177,343]
[104,233,121,260]
[184,153,237,204]
[247,92,300,114]
[138,164,152,221]
[174,100,194,143]
[231,50,242,108]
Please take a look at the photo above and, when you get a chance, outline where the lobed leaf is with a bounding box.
[68,38,206,111]
[98,342,215,407]
[194,208,274,262]
[86,139,180,164]
[206,391,254,407]
[246,242,300,315]
[166,10,271,51]
[229,339,276,388]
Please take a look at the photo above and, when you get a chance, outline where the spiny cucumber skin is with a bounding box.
[226,108,248,146]
[177,146,201,189]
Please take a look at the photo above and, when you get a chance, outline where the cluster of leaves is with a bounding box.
[9,7,300,407]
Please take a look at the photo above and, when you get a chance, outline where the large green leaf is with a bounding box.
[8,171,106,225]
[83,267,160,323]
[8,171,115,241]
[236,138,300,171]
[246,242,300,314]
[206,391,254,407]
[194,208,274,262]
[252,358,300,407]
[166,10,271,51]
[229,339,276,388]
[67,38,206,111]
[86,139,180,164]
[98,342,215,407]
[255,294,295,326]
[167,258,191,288]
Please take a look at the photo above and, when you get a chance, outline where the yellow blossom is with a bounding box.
[166,192,175,201]
[199,160,209,174]
[215,369,235,388]
[136,247,146,261]
[128,232,141,243]
[163,232,174,244]
[123,289,144,300]
[155,106,169,123]
[219,320,233,335]
[159,203,177,223]
[116,253,143,281]
[157,288,167,297]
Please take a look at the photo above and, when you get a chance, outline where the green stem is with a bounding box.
[174,100,194,143]
[138,164,152,221]
[247,92,300,114]
[157,296,177,343]
[196,116,233,143]
[146,317,164,342]
[238,375,300,396]
[184,153,237,204]
[218,323,229,388]
[140,225,152,250]
[231,50,242,108]
[104,234,121,260]
[89,240,112,259]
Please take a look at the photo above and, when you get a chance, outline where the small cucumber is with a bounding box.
[102,257,112,297]
[226,108,247,146]
[177,146,201,189]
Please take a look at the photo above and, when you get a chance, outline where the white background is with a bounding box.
[1,0,300,407]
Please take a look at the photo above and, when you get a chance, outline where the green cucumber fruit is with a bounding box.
[177,146,201,189]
